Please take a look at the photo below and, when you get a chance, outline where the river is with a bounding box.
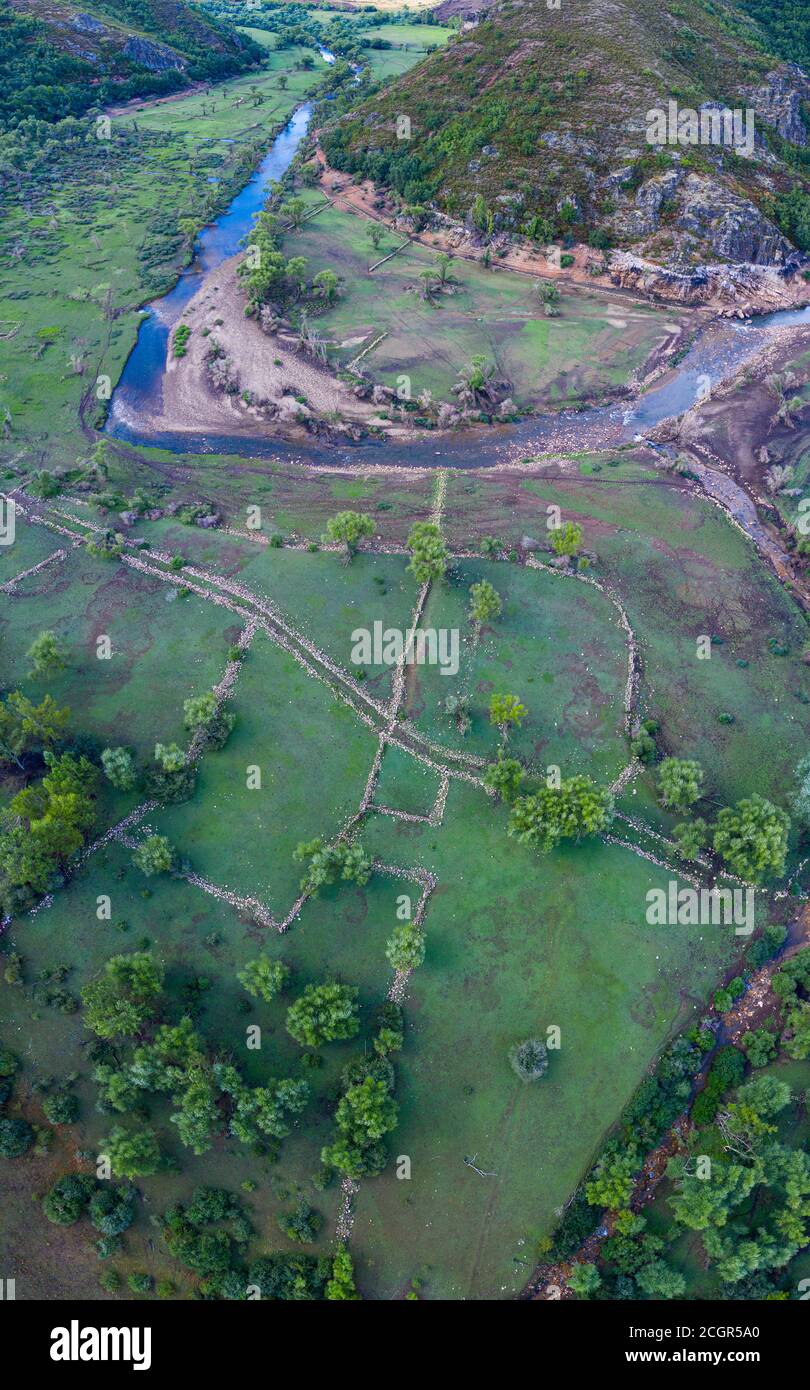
[107,93,810,471]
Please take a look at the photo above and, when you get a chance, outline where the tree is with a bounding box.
[104,1125,161,1179]
[293,837,372,894]
[489,692,527,740]
[283,197,306,229]
[183,693,234,749]
[385,921,426,972]
[468,579,502,633]
[0,1116,33,1158]
[278,1199,322,1244]
[366,222,384,252]
[42,1087,79,1125]
[237,957,290,1002]
[101,746,137,792]
[89,1186,136,1236]
[568,1262,601,1299]
[406,521,448,584]
[636,1260,686,1299]
[509,776,614,853]
[534,279,561,315]
[658,757,704,810]
[42,1174,95,1222]
[0,691,70,769]
[740,1028,778,1069]
[27,630,67,678]
[483,755,523,804]
[132,835,175,878]
[324,511,374,561]
[509,1038,548,1082]
[313,269,339,304]
[81,951,163,1039]
[712,795,790,882]
[286,982,360,1048]
[585,1148,639,1209]
[325,1247,360,1300]
[551,521,583,557]
[672,818,708,861]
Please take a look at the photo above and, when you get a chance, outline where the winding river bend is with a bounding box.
[108,98,810,471]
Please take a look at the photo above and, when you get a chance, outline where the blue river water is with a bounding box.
[108,94,810,469]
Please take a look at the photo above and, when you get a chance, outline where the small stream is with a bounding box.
[107,93,810,472]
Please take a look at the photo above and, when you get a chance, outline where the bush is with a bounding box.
[509,1038,548,1082]
[691,1046,745,1127]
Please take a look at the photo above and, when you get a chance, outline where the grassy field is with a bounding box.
[0,520,236,758]
[1,482,805,1299]
[350,783,740,1299]
[279,191,674,410]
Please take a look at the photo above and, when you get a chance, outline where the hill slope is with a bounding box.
[321,0,810,271]
[0,0,263,127]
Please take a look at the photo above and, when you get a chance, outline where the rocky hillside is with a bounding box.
[321,0,810,272]
[0,0,263,126]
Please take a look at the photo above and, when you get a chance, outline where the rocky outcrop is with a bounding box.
[743,66,810,147]
[123,37,186,72]
[608,251,800,308]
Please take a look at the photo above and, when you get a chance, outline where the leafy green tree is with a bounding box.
[0,691,70,769]
[567,1262,601,1299]
[468,579,502,632]
[740,1028,778,1069]
[672,818,708,861]
[313,269,339,304]
[483,755,524,804]
[104,1125,162,1179]
[385,921,426,973]
[489,692,527,739]
[636,1259,686,1299]
[42,1087,78,1125]
[81,951,163,1039]
[324,510,374,561]
[551,521,583,557]
[89,1185,136,1237]
[366,222,384,252]
[406,521,448,584]
[216,1066,310,1146]
[237,957,290,1003]
[0,1116,33,1158]
[325,1247,360,1300]
[509,776,614,853]
[286,982,360,1048]
[658,757,704,810]
[101,746,137,792]
[27,629,67,678]
[293,837,372,894]
[585,1148,639,1209]
[509,1038,548,1082]
[183,693,235,749]
[712,795,790,882]
[132,835,175,878]
[42,1174,95,1222]
[278,1199,322,1244]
